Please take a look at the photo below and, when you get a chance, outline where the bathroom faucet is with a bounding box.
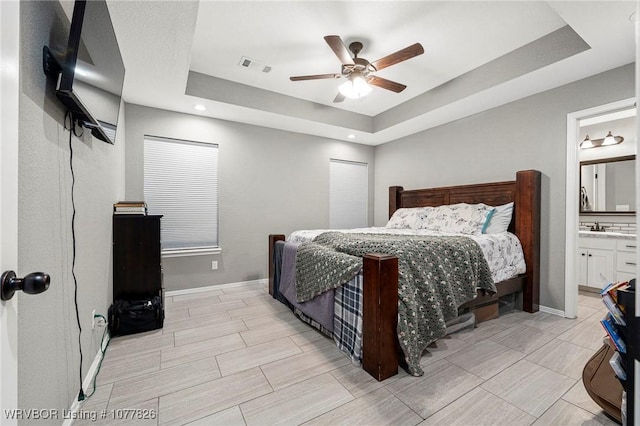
[590,222,606,232]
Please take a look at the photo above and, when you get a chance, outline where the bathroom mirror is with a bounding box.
[580,155,635,214]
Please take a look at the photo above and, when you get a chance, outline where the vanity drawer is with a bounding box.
[617,251,638,273]
[616,240,638,253]
[579,237,616,250]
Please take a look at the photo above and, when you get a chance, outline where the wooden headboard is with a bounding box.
[388,170,541,312]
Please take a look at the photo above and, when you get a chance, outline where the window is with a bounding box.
[329,159,368,229]
[144,136,219,256]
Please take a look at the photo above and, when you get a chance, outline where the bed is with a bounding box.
[268,169,541,381]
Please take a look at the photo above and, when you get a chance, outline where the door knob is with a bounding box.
[1,270,50,301]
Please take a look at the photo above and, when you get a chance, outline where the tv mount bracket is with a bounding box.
[42,46,63,80]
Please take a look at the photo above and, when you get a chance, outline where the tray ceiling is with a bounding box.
[108,1,636,145]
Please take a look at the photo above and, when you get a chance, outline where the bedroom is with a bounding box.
[1,0,637,424]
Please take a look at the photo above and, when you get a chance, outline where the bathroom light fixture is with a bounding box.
[338,73,372,99]
[347,134,356,139]
[193,104,206,111]
[580,135,594,149]
[602,131,623,146]
[580,131,624,149]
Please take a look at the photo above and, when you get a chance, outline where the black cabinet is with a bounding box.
[113,215,163,301]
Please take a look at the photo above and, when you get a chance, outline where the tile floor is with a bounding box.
[75,285,619,425]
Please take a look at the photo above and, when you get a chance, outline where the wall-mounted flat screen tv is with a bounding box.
[44,0,125,144]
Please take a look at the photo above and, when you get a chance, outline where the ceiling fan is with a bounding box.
[290,35,424,103]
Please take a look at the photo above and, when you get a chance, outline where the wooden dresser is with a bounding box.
[112,214,163,301]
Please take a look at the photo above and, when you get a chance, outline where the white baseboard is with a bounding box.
[539,305,566,318]
[64,333,111,426]
[165,278,268,297]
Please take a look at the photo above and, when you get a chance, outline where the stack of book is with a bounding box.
[600,280,632,381]
[114,201,147,215]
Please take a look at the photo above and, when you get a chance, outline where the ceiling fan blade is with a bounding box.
[371,43,424,71]
[333,92,345,103]
[324,35,354,65]
[368,76,406,93]
[290,73,341,81]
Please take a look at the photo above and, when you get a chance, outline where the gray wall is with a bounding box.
[373,63,635,311]
[18,1,126,416]
[124,104,375,291]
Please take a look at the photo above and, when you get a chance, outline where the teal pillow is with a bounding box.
[481,208,496,233]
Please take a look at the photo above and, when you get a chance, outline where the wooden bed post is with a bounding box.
[362,253,399,381]
[389,186,403,218]
[515,170,541,313]
[268,234,285,297]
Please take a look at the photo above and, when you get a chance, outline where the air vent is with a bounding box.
[238,56,272,73]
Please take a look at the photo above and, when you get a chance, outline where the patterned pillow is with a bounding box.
[386,207,431,229]
[418,203,495,235]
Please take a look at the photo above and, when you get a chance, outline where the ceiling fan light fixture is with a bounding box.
[290,36,423,103]
[338,75,372,99]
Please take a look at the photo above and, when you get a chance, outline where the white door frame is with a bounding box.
[565,97,635,319]
[0,0,20,421]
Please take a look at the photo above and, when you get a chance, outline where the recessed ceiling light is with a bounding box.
[193,104,206,111]
[348,134,356,139]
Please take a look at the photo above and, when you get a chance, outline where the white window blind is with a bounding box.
[144,136,219,251]
[330,159,368,229]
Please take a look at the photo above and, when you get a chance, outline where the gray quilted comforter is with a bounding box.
[295,231,495,376]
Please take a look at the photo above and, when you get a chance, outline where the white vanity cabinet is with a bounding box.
[578,237,616,289]
[578,233,637,290]
[616,239,637,282]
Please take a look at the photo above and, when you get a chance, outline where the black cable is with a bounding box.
[64,111,84,401]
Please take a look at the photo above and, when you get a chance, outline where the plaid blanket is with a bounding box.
[333,273,364,364]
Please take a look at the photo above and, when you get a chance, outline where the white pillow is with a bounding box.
[418,203,495,235]
[482,202,514,234]
[386,207,431,229]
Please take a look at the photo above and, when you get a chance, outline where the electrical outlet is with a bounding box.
[211,260,218,270]
[91,309,97,330]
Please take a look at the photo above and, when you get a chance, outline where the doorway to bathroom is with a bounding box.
[565,98,636,318]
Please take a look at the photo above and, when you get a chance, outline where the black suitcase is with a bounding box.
[108,296,164,337]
